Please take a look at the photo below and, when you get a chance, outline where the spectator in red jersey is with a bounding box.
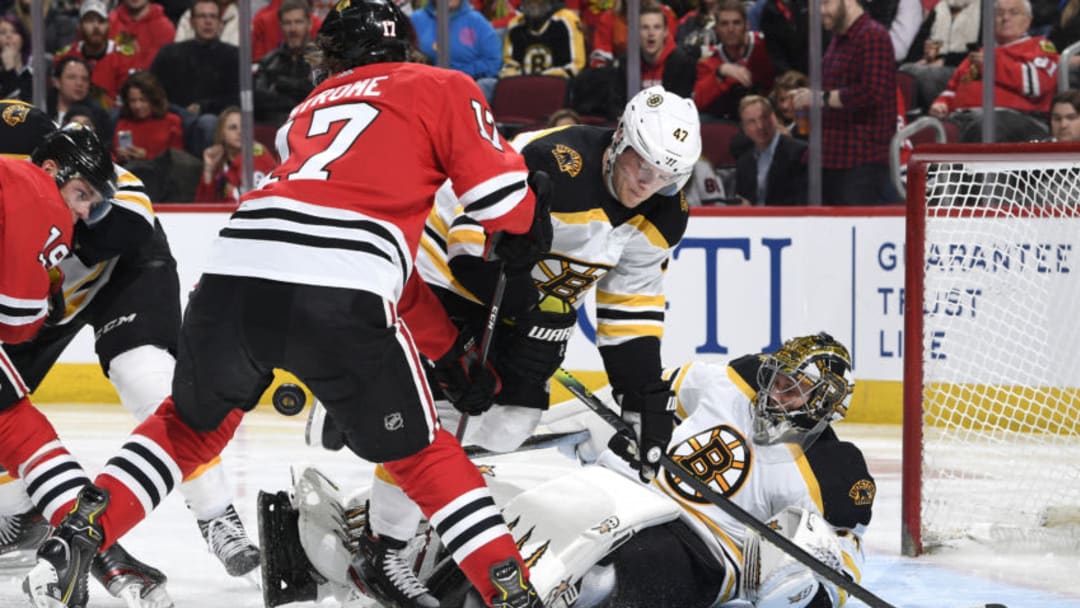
[0,14,30,101]
[53,0,140,109]
[196,106,279,203]
[589,0,677,67]
[929,0,1059,142]
[113,70,185,164]
[109,0,177,70]
[252,0,323,61]
[47,56,113,145]
[693,0,776,121]
[790,0,897,205]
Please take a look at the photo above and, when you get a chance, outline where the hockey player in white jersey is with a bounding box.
[267,332,873,607]
[297,86,702,608]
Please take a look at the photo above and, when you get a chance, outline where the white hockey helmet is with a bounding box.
[607,86,702,197]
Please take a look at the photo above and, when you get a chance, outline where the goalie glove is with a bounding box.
[610,381,676,483]
[493,170,553,272]
[430,330,501,415]
[741,507,845,608]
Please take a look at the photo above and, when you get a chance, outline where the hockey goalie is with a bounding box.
[259,333,875,608]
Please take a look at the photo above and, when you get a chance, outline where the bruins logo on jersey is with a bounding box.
[848,478,875,506]
[664,424,751,504]
[2,102,30,127]
[552,143,582,177]
[535,255,608,303]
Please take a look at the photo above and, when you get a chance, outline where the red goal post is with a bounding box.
[902,143,1080,557]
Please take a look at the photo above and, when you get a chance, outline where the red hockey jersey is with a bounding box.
[693,31,776,119]
[933,36,1059,114]
[0,158,74,344]
[203,63,537,357]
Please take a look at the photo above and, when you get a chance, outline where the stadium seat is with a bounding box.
[897,71,917,118]
[491,76,570,132]
[699,121,742,168]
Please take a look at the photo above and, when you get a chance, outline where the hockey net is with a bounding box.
[902,143,1080,558]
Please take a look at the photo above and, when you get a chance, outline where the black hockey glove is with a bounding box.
[494,170,553,272]
[610,382,676,483]
[497,306,577,386]
[430,330,501,416]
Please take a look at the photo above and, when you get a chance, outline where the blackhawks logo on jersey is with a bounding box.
[663,424,751,504]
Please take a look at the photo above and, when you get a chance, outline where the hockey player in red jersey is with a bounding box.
[0,100,262,602]
[0,124,113,345]
[23,1,552,607]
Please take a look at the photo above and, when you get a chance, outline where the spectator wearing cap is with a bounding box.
[254,0,317,126]
[251,0,323,62]
[9,0,77,54]
[110,0,177,70]
[0,14,30,101]
[54,0,141,109]
[151,0,240,155]
[176,0,239,45]
[47,56,113,145]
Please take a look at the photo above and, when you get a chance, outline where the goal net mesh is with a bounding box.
[917,158,1080,552]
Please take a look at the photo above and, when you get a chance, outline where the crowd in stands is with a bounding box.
[1,0,1079,204]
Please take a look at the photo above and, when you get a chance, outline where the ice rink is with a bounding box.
[1,403,1078,608]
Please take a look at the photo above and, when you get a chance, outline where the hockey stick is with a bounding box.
[462,429,590,459]
[551,368,905,608]
[456,232,507,441]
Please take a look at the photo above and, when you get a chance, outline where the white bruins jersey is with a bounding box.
[646,355,875,605]
[417,125,689,351]
[55,166,156,323]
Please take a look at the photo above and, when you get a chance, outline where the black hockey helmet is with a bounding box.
[317,0,413,66]
[31,122,116,201]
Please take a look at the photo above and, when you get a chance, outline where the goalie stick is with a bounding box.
[552,368,1006,608]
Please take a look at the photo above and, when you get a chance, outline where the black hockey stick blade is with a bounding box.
[463,430,590,459]
[552,368,899,608]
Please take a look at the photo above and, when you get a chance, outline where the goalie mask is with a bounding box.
[604,86,701,201]
[752,333,854,448]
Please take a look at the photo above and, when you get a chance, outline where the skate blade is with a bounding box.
[116,583,176,608]
[22,561,66,608]
[242,565,262,590]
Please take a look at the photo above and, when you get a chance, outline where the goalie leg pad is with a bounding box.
[258,490,319,608]
[741,507,842,608]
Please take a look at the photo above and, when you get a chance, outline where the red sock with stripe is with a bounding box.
[383,428,528,604]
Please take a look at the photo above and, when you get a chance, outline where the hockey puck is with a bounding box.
[272,383,307,416]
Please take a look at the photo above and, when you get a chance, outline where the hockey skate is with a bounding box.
[348,520,440,608]
[23,484,108,608]
[91,543,174,608]
[0,508,49,570]
[197,504,261,580]
[487,558,543,608]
